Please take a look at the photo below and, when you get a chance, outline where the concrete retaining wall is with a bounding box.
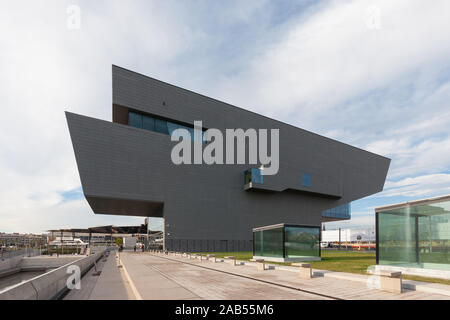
[0,250,106,300]
[0,256,23,277]
[19,256,81,271]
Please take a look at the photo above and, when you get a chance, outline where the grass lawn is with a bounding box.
[198,250,450,286]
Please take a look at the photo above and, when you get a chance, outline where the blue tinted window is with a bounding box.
[244,168,264,185]
[167,122,180,135]
[143,115,155,131]
[322,203,351,220]
[251,168,264,184]
[129,112,142,129]
[168,122,191,141]
[302,173,312,187]
[128,111,205,142]
[155,119,169,134]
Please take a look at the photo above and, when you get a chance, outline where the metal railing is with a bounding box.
[0,248,40,260]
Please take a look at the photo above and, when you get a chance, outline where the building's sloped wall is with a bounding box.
[65,66,390,251]
[66,113,336,245]
[112,65,390,204]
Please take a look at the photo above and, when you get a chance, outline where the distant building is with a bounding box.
[0,233,46,247]
[48,237,88,247]
[321,228,376,243]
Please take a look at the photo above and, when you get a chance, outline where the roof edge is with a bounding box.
[375,193,450,213]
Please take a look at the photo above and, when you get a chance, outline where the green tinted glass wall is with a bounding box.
[253,225,320,259]
[417,213,450,269]
[285,226,320,258]
[261,227,284,258]
[377,199,450,271]
[253,227,284,258]
[378,212,417,266]
[254,230,263,256]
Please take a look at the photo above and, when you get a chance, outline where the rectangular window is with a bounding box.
[261,227,284,258]
[128,112,143,129]
[155,119,169,135]
[302,173,312,187]
[254,231,263,256]
[378,199,450,271]
[378,212,418,267]
[322,203,351,220]
[142,115,155,131]
[285,226,320,259]
[244,168,264,185]
[128,110,206,143]
[251,168,263,184]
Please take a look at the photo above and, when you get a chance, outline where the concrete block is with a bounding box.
[224,256,236,266]
[255,259,265,271]
[379,271,402,294]
[298,263,312,279]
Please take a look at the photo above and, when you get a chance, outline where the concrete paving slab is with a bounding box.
[120,253,331,300]
[143,254,450,300]
[65,251,134,300]
[120,253,202,300]
[72,252,450,300]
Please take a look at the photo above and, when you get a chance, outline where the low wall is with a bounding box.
[19,256,81,271]
[374,265,450,280]
[0,256,23,277]
[0,249,106,300]
[0,255,83,277]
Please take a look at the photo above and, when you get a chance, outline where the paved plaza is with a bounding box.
[66,251,450,300]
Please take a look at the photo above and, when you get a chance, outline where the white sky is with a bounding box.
[1,0,450,233]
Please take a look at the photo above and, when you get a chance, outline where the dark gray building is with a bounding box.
[66,65,390,252]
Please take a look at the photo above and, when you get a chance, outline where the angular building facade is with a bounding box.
[66,65,390,252]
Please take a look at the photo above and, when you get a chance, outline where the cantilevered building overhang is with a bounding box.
[66,65,390,252]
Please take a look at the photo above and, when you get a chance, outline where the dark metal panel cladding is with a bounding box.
[65,65,390,247]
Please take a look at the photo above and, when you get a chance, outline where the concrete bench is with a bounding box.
[292,263,312,279]
[224,256,244,266]
[201,254,210,261]
[224,256,237,266]
[378,271,402,294]
[207,254,216,263]
[254,259,265,270]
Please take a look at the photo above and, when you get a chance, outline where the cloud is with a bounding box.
[381,173,450,198]
[1,199,144,234]
[212,0,450,186]
[324,213,376,230]
[0,0,275,233]
[1,0,450,232]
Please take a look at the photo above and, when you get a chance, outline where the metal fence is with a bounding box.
[0,248,40,260]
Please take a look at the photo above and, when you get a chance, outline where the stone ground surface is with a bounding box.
[63,251,450,300]
[117,252,450,300]
[64,251,135,300]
